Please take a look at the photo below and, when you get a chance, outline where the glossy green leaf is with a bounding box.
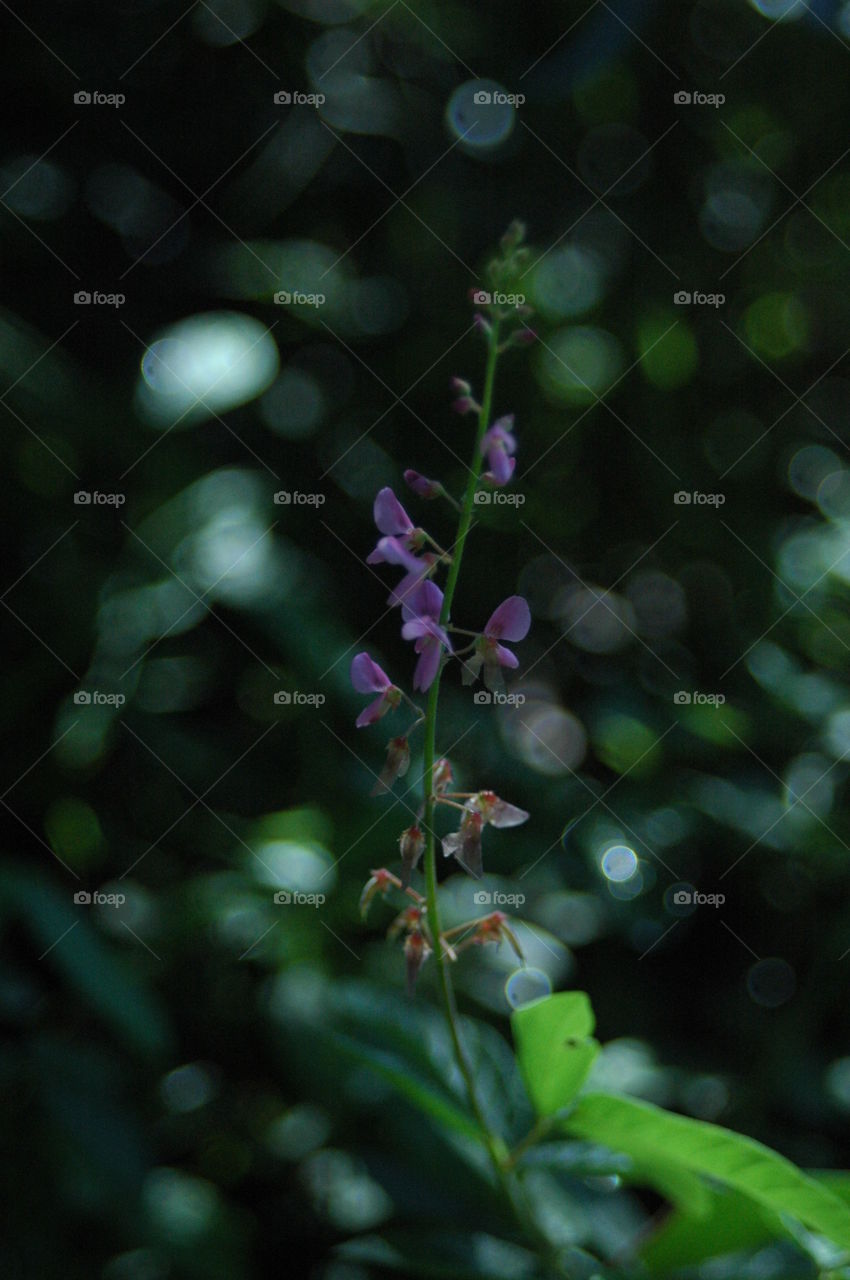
[511,991,599,1117]
[565,1092,850,1250]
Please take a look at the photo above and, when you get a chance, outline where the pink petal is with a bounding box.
[374,487,413,537]
[350,652,391,693]
[486,595,531,642]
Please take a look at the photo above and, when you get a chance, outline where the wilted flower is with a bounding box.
[350,652,402,727]
[432,757,453,795]
[471,911,524,961]
[387,903,424,940]
[480,416,517,487]
[404,929,431,996]
[399,824,425,889]
[371,735,411,795]
[463,595,531,689]
[442,806,484,878]
[401,581,452,692]
[470,790,529,828]
[359,867,395,918]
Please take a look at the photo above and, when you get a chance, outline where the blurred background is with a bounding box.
[4,0,850,1275]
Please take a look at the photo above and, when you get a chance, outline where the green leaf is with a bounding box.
[329,1027,486,1144]
[640,1184,784,1272]
[564,1092,850,1251]
[511,991,599,1117]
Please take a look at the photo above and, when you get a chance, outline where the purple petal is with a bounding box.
[355,693,389,728]
[374,487,413,537]
[486,446,515,486]
[402,579,443,623]
[350,652,391,693]
[486,596,531,642]
[401,618,429,642]
[368,536,421,572]
[491,644,519,669]
[413,641,442,692]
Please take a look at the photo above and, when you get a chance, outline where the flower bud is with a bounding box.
[404,929,430,996]
[449,376,472,396]
[371,736,411,796]
[472,313,492,337]
[452,395,479,416]
[403,469,443,500]
[399,824,425,889]
[508,326,537,348]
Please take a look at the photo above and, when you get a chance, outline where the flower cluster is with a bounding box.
[350,221,537,992]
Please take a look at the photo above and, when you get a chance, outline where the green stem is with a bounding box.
[419,323,566,1274]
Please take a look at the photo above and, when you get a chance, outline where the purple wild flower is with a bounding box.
[366,487,424,563]
[401,580,452,692]
[463,595,531,689]
[350,652,402,727]
[480,415,517,487]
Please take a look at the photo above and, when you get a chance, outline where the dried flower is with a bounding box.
[371,735,411,795]
[399,824,425,889]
